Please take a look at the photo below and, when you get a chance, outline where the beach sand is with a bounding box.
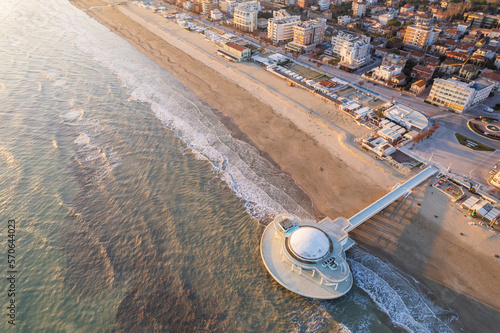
[70,1,500,331]
[70,0,399,220]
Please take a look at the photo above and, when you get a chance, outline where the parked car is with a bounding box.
[485,107,494,112]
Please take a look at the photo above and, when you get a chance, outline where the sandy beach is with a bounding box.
[70,0,500,331]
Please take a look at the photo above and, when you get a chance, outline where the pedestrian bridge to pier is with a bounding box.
[346,166,438,232]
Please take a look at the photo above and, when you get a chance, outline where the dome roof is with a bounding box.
[289,227,330,261]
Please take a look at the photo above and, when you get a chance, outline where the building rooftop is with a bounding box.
[385,104,429,131]
[260,215,353,299]
[412,79,426,87]
[473,77,495,91]
[289,227,330,260]
[226,42,247,52]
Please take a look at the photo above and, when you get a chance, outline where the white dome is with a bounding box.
[289,227,330,260]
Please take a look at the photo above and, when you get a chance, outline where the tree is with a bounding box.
[387,37,403,49]
[386,19,402,27]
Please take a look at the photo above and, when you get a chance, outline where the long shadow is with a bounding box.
[349,179,500,332]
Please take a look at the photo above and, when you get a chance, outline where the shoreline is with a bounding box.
[70,1,500,331]
[71,0,401,220]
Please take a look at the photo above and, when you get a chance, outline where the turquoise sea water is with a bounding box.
[0,0,457,331]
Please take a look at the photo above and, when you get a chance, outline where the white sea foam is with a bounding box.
[32,1,459,331]
[52,0,312,220]
[348,248,457,333]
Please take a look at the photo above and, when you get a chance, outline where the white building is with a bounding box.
[428,77,496,112]
[378,13,394,26]
[267,10,301,44]
[331,31,371,69]
[211,9,223,21]
[202,0,216,15]
[403,24,439,50]
[352,1,366,17]
[219,0,239,17]
[318,0,330,11]
[384,104,429,132]
[337,15,351,26]
[372,65,402,81]
[287,19,326,52]
[233,1,260,32]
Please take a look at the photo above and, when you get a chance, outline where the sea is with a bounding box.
[0,0,458,331]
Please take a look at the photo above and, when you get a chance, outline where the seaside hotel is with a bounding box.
[233,1,260,32]
[428,77,495,112]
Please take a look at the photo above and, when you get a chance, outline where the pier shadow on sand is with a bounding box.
[349,178,500,332]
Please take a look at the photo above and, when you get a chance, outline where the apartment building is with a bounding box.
[233,1,260,32]
[337,15,351,26]
[352,1,366,17]
[219,0,239,16]
[331,31,371,69]
[287,18,326,51]
[318,0,330,11]
[428,77,495,112]
[267,10,301,44]
[382,53,407,67]
[403,24,439,50]
[202,0,216,15]
[372,65,402,81]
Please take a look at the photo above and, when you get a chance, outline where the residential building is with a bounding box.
[484,15,500,29]
[382,53,407,67]
[456,43,475,54]
[267,10,301,44]
[219,0,239,16]
[379,13,393,26]
[443,29,461,40]
[391,73,407,86]
[400,4,414,13]
[372,64,402,81]
[318,0,330,11]
[466,13,484,29]
[409,51,425,64]
[437,59,463,75]
[428,77,495,112]
[202,0,216,15]
[403,24,439,50]
[410,79,426,95]
[458,64,480,80]
[473,48,496,60]
[457,23,470,33]
[233,1,260,32]
[352,1,366,17]
[331,31,371,69]
[287,19,326,52]
[411,65,434,81]
[495,55,500,68]
[211,9,223,20]
[337,15,351,26]
[296,0,309,8]
[374,46,390,58]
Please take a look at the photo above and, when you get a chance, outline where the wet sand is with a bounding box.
[70,1,500,331]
